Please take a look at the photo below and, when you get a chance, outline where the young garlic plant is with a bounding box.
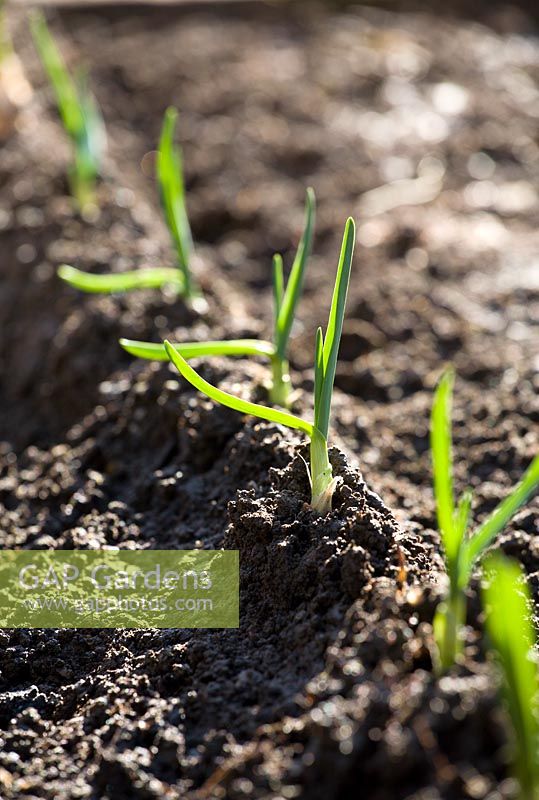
[482,555,539,800]
[161,217,355,514]
[430,368,539,673]
[58,107,201,307]
[119,188,315,407]
[30,12,105,214]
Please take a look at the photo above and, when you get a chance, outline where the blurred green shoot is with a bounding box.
[119,188,315,407]
[430,368,539,672]
[58,265,184,293]
[121,338,275,361]
[158,106,195,301]
[483,555,539,800]
[163,217,355,513]
[30,11,104,213]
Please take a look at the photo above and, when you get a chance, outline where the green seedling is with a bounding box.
[119,188,315,407]
[30,11,104,212]
[58,106,200,306]
[162,217,355,513]
[430,368,539,673]
[269,187,315,404]
[483,555,539,800]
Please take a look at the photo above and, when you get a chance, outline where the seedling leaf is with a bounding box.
[275,188,315,359]
[483,555,539,800]
[314,326,324,412]
[74,70,105,184]
[433,591,466,674]
[120,338,275,361]
[430,368,539,673]
[430,368,458,562]
[30,12,103,210]
[30,12,83,140]
[164,340,313,436]
[158,107,194,296]
[272,254,284,321]
[58,264,184,293]
[315,217,355,439]
[462,454,539,581]
[454,488,473,542]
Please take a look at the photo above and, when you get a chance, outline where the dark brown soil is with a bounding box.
[0,2,538,799]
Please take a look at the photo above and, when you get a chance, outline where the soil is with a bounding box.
[1,2,538,799]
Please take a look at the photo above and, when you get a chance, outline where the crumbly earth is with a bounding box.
[0,2,538,799]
